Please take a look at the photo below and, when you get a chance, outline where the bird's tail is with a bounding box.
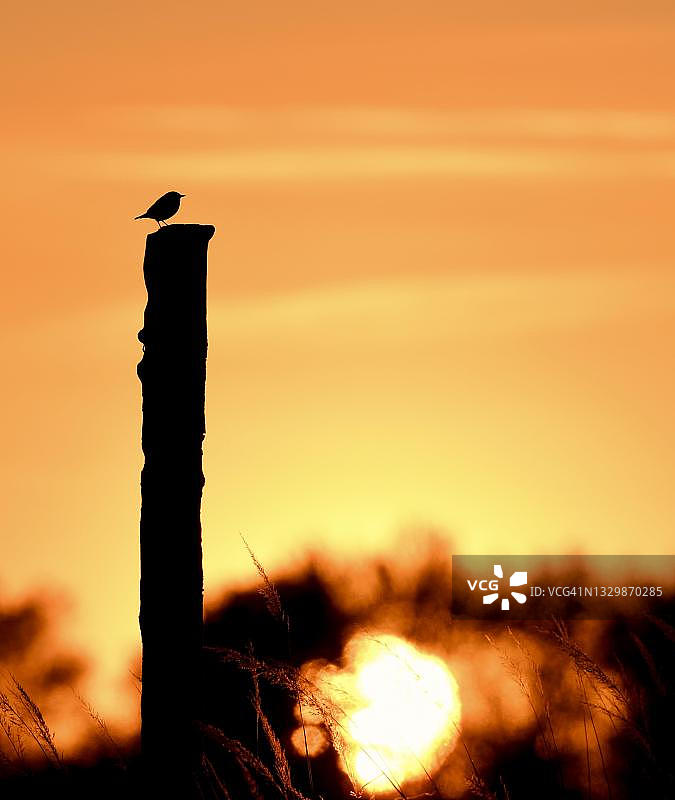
[134,213,148,220]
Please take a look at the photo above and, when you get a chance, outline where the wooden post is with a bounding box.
[137,223,215,796]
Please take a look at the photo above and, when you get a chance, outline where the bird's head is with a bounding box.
[168,191,186,199]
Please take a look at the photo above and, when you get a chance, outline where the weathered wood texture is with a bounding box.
[137,224,215,796]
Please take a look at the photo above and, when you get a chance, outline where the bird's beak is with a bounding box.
[179,194,186,197]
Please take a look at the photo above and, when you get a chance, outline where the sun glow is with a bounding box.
[298,633,461,795]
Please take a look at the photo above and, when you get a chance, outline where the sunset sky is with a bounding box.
[2,1,675,732]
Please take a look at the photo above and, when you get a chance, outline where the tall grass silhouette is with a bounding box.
[1,552,673,800]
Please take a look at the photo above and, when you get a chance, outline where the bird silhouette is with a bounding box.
[134,191,186,228]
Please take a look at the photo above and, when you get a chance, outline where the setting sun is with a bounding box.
[300,633,461,795]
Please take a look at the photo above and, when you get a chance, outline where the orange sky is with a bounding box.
[2,1,675,733]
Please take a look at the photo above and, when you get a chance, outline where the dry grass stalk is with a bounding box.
[543,621,627,709]
[250,668,293,795]
[0,676,61,768]
[74,690,126,767]
[240,535,288,629]
[484,633,556,762]
[200,722,312,800]
[466,772,498,800]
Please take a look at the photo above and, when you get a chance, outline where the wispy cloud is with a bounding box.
[43,144,675,183]
[207,268,675,348]
[8,269,675,361]
[99,106,675,143]
[12,106,675,184]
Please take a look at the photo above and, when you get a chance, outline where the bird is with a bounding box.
[134,191,186,228]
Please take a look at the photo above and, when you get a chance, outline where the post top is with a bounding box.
[147,224,216,242]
